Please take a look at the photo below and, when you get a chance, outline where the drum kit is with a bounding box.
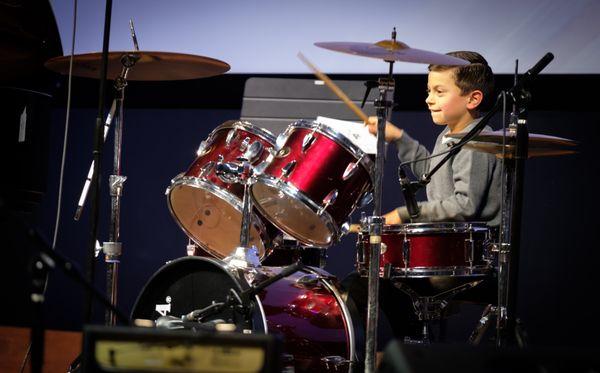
[46,25,577,372]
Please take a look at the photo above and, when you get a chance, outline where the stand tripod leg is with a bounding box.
[469,304,496,345]
[514,317,528,348]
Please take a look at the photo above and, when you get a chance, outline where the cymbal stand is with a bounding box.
[75,20,142,326]
[364,28,397,373]
[105,53,141,326]
[73,52,140,326]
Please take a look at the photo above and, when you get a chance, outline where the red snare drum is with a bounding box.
[131,257,358,372]
[357,223,492,277]
[251,120,373,247]
[167,120,276,259]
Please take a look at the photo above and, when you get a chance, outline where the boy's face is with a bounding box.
[425,69,475,127]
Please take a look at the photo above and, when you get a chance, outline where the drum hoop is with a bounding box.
[360,222,490,235]
[305,266,356,364]
[214,120,277,144]
[166,175,270,259]
[391,265,492,277]
[358,265,492,278]
[251,175,339,247]
[290,120,374,178]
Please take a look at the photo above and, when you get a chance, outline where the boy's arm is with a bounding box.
[397,149,495,222]
[394,131,431,180]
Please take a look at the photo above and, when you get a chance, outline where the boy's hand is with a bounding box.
[348,224,361,234]
[383,209,402,225]
[364,116,404,143]
[347,210,402,234]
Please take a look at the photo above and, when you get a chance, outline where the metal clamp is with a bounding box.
[103,241,122,259]
[108,175,127,197]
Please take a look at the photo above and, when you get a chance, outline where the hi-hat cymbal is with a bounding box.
[44,51,230,81]
[445,129,578,158]
[314,40,469,65]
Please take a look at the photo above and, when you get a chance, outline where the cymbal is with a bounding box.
[314,40,469,65]
[462,143,578,158]
[44,51,230,81]
[445,130,578,158]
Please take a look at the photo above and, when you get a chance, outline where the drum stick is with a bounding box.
[297,52,369,123]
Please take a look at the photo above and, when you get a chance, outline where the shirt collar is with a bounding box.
[441,118,483,146]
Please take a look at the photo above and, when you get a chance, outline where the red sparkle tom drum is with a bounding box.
[251,120,373,248]
[167,120,276,259]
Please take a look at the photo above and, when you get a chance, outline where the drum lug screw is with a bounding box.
[302,133,316,152]
[402,236,410,271]
[342,161,358,180]
[275,129,291,151]
[358,192,374,208]
[380,242,387,254]
[318,189,338,215]
[464,237,475,268]
[199,161,215,179]
[196,140,212,156]
[225,128,238,147]
[281,160,296,178]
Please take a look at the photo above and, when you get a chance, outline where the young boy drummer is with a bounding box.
[344,51,501,346]
[365,50,501,226]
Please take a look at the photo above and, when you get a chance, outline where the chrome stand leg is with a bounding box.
[469,304,496,345]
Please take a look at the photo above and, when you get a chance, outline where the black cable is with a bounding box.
[398,93,505,173]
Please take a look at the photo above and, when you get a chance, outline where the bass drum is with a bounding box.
[132,257,359,372]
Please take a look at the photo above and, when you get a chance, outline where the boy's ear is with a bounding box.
[466,90,483,110]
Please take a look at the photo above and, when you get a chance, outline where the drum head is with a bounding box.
[168,179,267,258]
[251,180,334,247]
[131,257,251,326]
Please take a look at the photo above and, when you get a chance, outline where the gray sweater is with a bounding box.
[395,119,502,226]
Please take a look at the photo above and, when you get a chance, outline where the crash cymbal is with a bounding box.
[314,40,469,65]
[445,129,578,158]
[44,51,230,81]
